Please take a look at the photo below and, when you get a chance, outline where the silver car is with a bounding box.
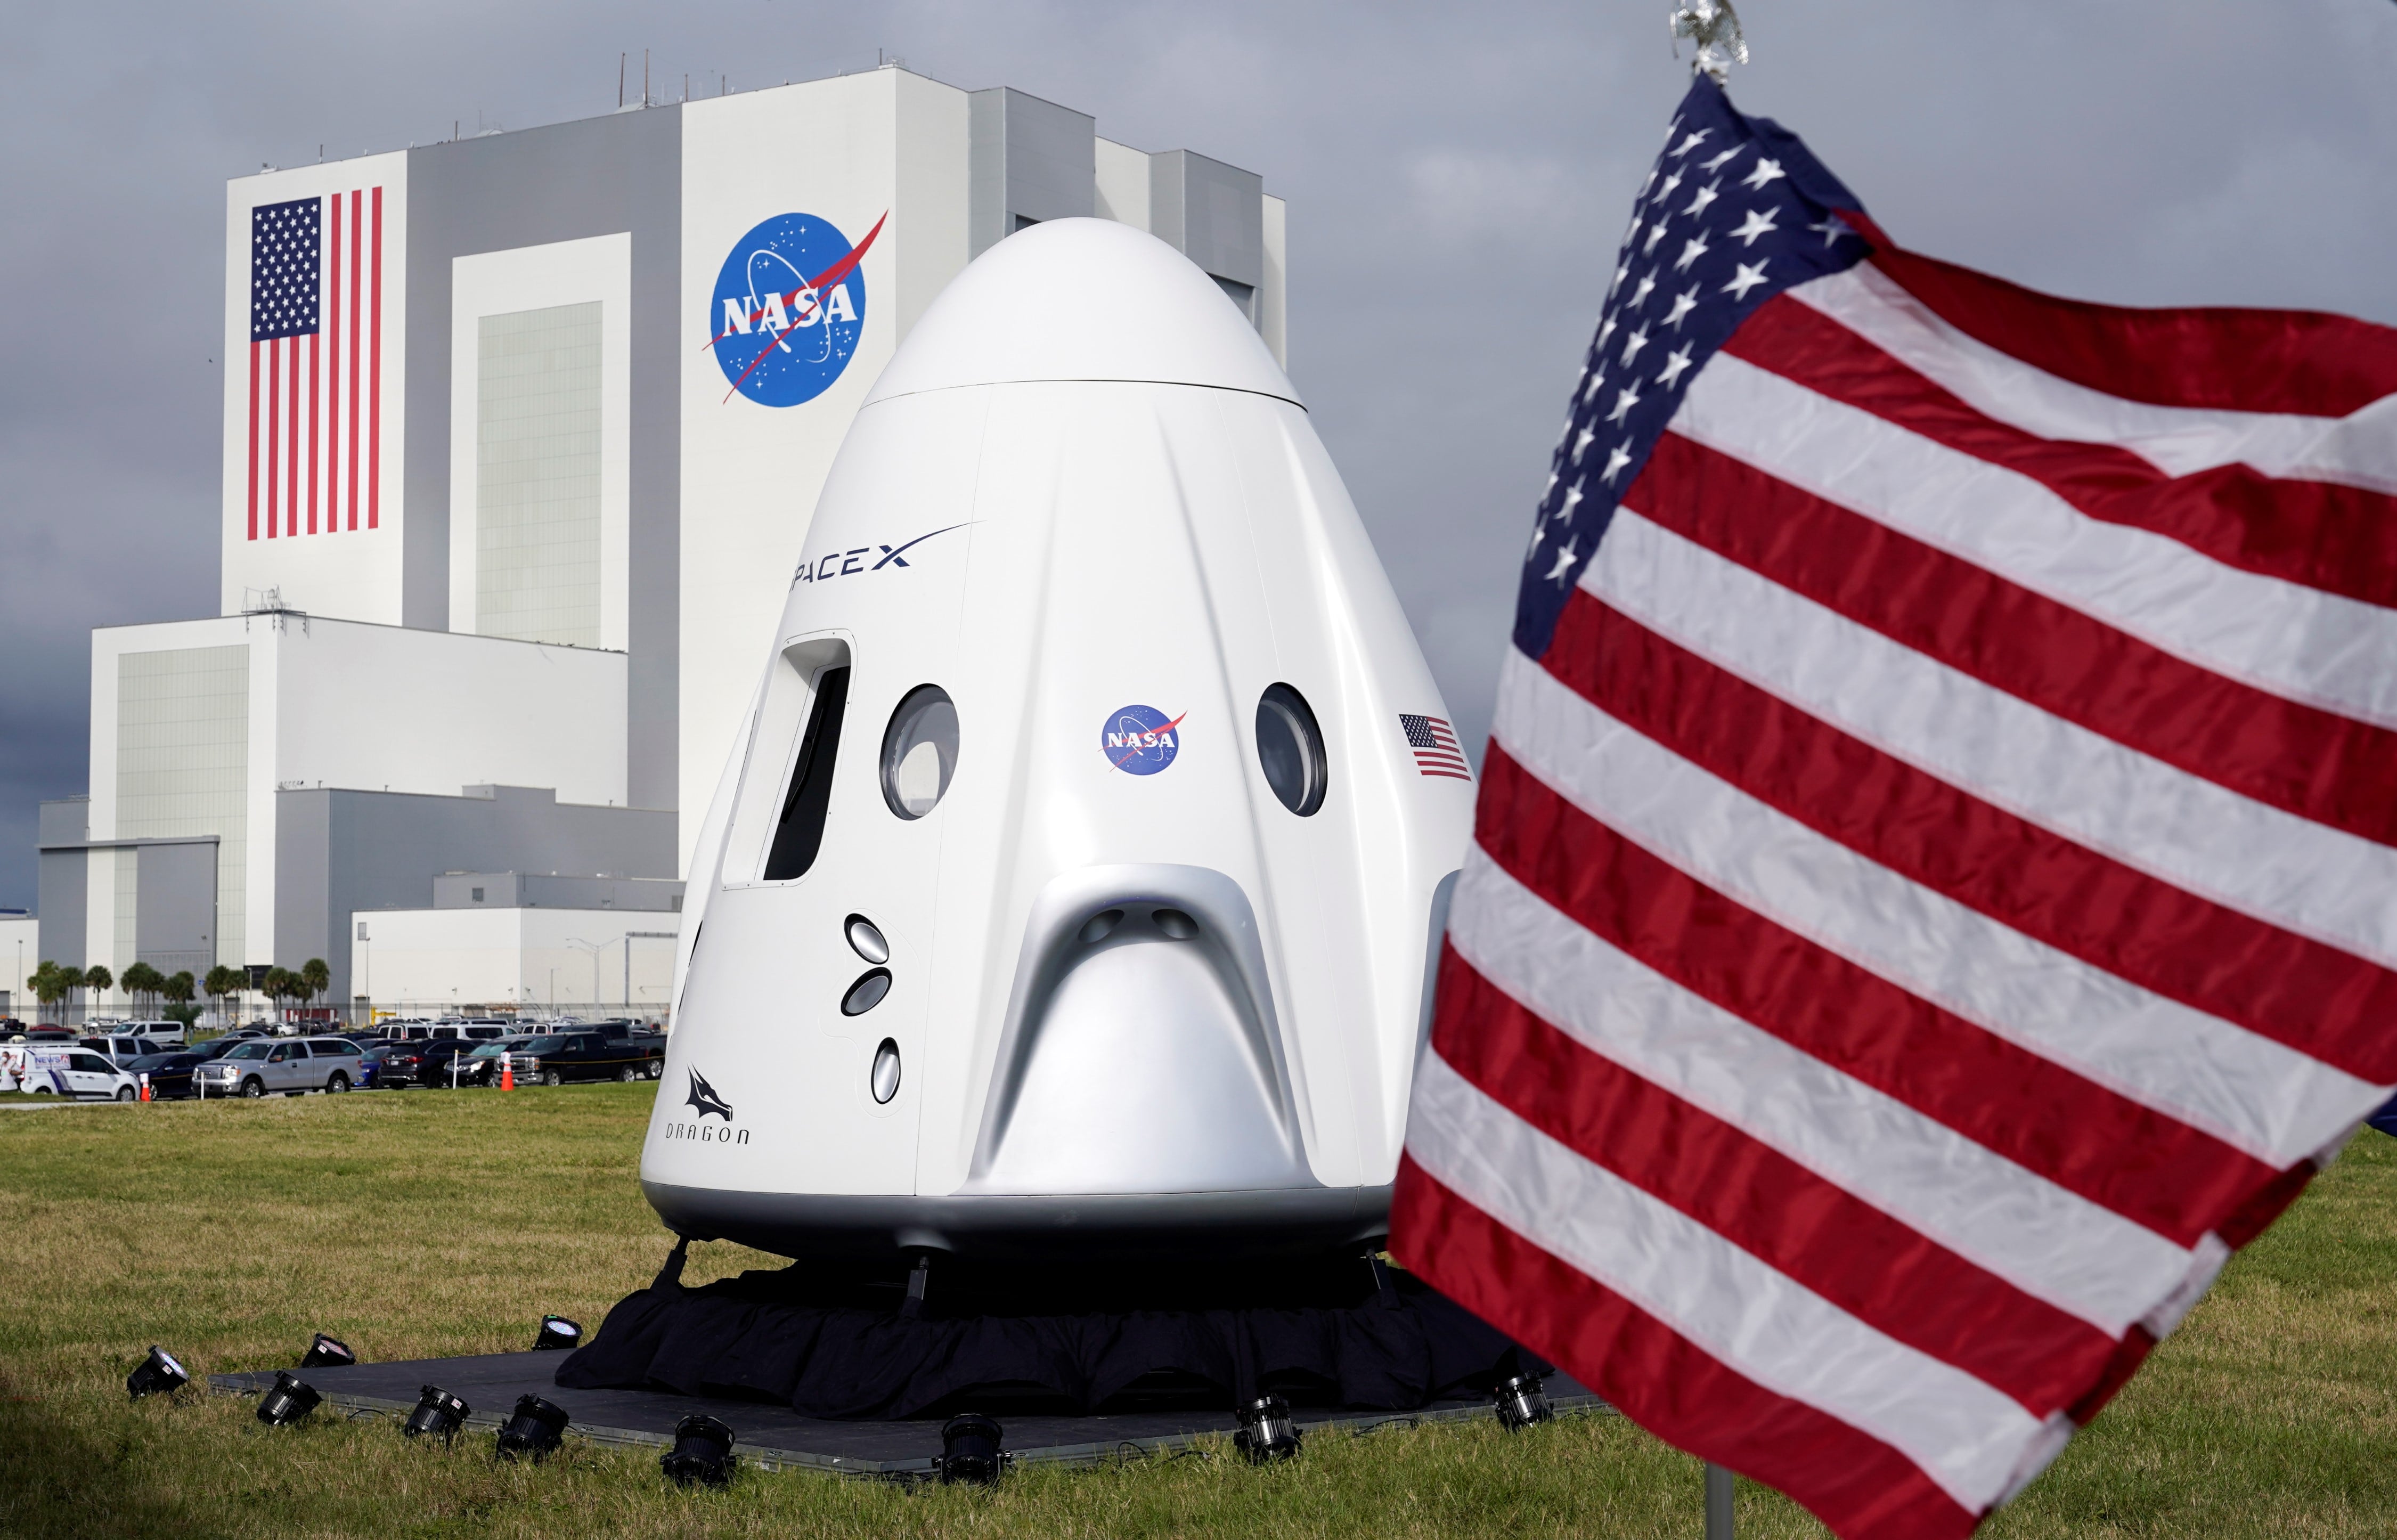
[197,1037,366,1098]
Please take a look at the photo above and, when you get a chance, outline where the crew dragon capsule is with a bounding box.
[645,218,1474,1262]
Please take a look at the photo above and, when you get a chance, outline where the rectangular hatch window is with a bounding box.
[763,664,850,881]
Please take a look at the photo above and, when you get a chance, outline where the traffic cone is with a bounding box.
[501,1055,514,1093]
[139,1074,151,1103]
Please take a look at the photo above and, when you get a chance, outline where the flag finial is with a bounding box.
[1670,0,1748,85]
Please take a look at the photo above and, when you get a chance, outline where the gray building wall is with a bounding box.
[1148,149,1266,314]
[433,871,683,911]
[134,840,219,977]
[276,783,677,1001]
[35,799,88,969]
[402,108,684,816]
[968,88,1097,258]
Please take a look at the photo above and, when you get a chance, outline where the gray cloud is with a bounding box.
[2,0,2390,908]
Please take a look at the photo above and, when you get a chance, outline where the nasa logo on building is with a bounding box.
[708,210,884,408]
[1100,705,1185,776]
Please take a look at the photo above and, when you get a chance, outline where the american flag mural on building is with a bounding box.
[1390,75,2397,1540]
[247,187,384,540]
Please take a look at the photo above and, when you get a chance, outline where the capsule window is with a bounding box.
[880,685,959,820]
[842,968,892,1016]
[1254,683,1328,817]
[870,1038,902,1104]
[845,914,890,965]
[762,665,851,881]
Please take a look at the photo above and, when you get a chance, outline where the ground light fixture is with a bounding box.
[936,1413,1005,1485]
[403,1385,471,1441]
[533,1314,583,1351]
[255,1370,322,1426]
[298,1332,356,1370]
[661,1413,738,1487]
[125,1345,190,1400]
[1493,1371,1554,1432]
[1233,1395,1302,1464]
[495,1394,572,1462]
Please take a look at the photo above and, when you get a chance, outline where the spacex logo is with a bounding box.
[707,210,885,408]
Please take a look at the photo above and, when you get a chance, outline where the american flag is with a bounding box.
[1400,713,1472,780]
[247,188,384,540]
[1391,76,2397,1540]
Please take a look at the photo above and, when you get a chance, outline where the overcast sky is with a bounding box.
[2,0,2392,910]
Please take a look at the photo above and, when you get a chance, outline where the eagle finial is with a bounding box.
[1670,1,1749,85]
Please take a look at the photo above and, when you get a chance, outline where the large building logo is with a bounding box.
[707,210,885,408]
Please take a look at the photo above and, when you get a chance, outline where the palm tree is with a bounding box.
[202,965,241,1029]
[79,965,110,1024]
[161,970,199,1030]
[121,962,165,1016]
[262,967,296,1024]
[30,962,69,1025]
[300,958,331,1018]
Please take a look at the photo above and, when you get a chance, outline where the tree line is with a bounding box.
[26,958,334,1026]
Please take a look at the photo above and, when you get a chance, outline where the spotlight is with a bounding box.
[660,1413,738,1487]
[936,1412,1005,1485]
[1493,1371,1554,1432]
[1233,1395,1302,1464]
[298,1333,356,1371]
[403,1384,472,1441]
[255,1370,321,1426]
[532,1314,582,1351]
[495,1394,570,1462]
[126,1345,190,1400]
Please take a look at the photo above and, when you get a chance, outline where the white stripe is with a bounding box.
[1676,352,2397,729]
[1405,1049,2043,1512]
[1447,843,2194,1332]
[1790,264,2397,498]
[1585,508,2397,976]
[1494,649,2389,1165]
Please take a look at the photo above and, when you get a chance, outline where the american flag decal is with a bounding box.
[247,187,383,540]
[1400,714,1472,780]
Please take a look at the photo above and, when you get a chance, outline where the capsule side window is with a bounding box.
[1254,683,1328,817]
[880,686,959,819]
[762,664,851,881]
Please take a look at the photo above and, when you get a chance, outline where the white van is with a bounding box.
[1,1046,138,1101]
[123,1020,189,1046]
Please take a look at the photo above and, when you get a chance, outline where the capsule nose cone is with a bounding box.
[862,217,1298,406]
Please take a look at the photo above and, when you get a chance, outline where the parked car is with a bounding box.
[375,1039,477,1088]
[127,1051,206,1100]
[193,1037,367,1097]
[5,1028,76,1044]
[458,1035,545,1086]
[80,1035,171,1065]
[7,1047,138,1100]
[512,1030,667,1086]
[119,1019,190,1046]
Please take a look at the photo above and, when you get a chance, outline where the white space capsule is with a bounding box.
[645,218,1473,1261]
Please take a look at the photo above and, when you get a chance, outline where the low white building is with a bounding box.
[355,871,681,1017]
[1,913,36,1019]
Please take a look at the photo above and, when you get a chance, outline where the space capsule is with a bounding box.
[643,218,1474,1262]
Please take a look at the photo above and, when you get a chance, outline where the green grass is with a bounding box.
[0,1084,2391,1538]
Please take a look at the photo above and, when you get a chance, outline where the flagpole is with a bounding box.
[1675,4,1748,1535]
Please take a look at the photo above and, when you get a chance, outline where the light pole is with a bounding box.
[565,938,607,1012]
[355,920,371,1026]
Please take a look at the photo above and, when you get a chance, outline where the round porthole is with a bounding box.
[845,914,889,964]
[842,968,892,1016]
[880,686,959,819]
[1254,683,1327,817]
[870,1038,901,1104]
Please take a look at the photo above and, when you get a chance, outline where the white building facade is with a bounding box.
[38,67,1285,1015]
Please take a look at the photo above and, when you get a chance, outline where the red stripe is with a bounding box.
[285,336,299,538]
[1391,1159,1977,1540]
[1540,592,2397,1088]
[306,330,319,535]
[327,192,342,532]
[1475,745,2279,1240]
[265,339,279,539]
[245,340,259,541]
[347,189,362,530]
[1847,216,2397,418]
[1430,951,2119,1412]
[1726,294,2397,610]
[1629,431,2397,850]
[368,186,381,529]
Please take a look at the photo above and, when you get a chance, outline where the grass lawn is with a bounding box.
[0,1082,2390,1538]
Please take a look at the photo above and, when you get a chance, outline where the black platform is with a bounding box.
[209,1352,1606,1474]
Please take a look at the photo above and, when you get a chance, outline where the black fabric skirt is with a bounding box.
[556,1245,1546,1420]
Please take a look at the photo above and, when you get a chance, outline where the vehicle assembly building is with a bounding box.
[32,65,1287,1016]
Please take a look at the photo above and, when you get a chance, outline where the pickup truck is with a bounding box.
[512,1030,666,1086]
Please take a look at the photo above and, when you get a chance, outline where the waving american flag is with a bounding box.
[1392,75,2397,1540]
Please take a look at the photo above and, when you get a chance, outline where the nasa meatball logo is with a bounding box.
[1101,705,1185,776]
[707,210,885,408]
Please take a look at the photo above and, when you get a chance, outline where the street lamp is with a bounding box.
[564,938,606,1011]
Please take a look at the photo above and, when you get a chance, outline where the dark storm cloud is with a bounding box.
[1,0,2390,908]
